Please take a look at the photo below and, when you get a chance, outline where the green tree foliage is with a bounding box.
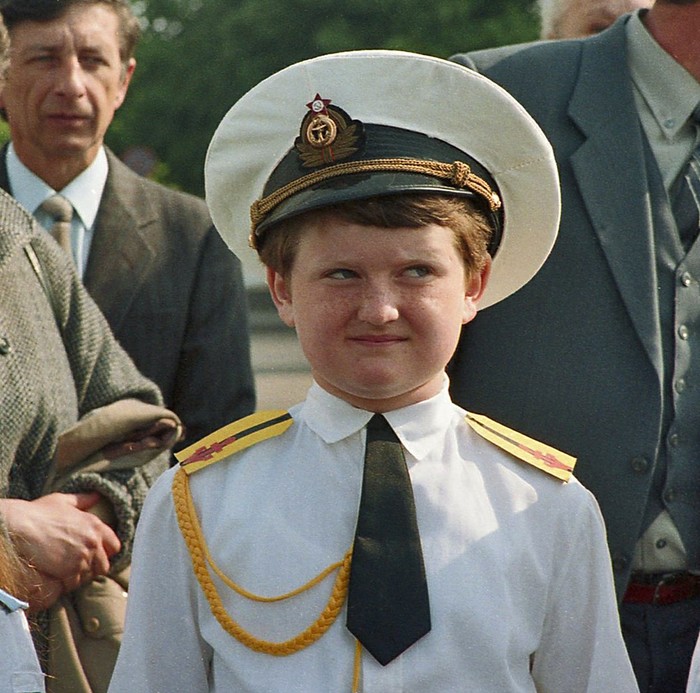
[107,0,538,196]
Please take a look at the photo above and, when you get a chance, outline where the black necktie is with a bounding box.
[39,194,74,260]
[346,414,431,665]
[671,108,700,250]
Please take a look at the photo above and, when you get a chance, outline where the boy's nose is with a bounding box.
[357,286,400,324]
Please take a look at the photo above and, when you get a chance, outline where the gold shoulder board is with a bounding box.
[175,410,293,475]
[466,412,576,483]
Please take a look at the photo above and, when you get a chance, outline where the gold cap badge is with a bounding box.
[294,94,364,168]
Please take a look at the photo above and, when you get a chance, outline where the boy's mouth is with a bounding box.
[349,334,407,345]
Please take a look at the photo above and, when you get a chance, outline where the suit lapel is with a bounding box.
[84,151,156,333]
[568,19,662,375]
[1,146,156,333]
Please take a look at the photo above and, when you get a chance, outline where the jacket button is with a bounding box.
[630,456,649,473]
[85,617,101,634]
[0,337,10,355]
[612,554,629,572]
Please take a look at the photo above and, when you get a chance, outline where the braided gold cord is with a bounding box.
[172,468,352,656]
[352,639,363,693]
[207,541,348,603]
[249,157,502,240]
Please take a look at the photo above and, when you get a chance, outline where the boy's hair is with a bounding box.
[258,194,493,279]
[0,0,141,63]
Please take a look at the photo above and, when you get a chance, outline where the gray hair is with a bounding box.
[535,0,573,39]
[0,15,8,78]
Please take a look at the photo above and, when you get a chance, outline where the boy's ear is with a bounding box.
[266,266,295,328]
[462,257,492,325]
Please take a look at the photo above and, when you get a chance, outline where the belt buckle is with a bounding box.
[652,574,676,605]
[652,573,691,605]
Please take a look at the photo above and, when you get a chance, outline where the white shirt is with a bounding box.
[0,589,45,693]
[6,143,108,279]
[109,381,637,693]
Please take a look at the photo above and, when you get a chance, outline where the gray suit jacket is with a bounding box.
[450,16,667,596]
[1,148,256,451]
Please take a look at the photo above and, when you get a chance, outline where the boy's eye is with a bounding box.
[405,266,431,278]
[327,268,358,280]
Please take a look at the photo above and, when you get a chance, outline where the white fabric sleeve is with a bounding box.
[531,485,639,693]
[108,467,212,693]
[687,636,700,693]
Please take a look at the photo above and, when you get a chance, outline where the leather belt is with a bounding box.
[623,572,700,606]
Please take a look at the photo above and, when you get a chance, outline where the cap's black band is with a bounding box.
[250,157,500,238]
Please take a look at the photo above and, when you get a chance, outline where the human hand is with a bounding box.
[23,568,63,612]
[0,493,121,596]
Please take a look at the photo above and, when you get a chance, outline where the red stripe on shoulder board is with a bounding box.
[515,441,574,473]
[180,413,292,467]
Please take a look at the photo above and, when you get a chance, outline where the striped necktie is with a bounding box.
[39,194,74,261]
[671,107,700,250]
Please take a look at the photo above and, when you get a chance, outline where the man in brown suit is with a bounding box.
[0,0,256,451]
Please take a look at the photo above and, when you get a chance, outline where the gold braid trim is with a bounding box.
[172,467,352,656]
[352,639,363,693]
[249,158,502,240]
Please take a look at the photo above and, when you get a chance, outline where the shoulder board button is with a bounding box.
[466,412,576,482]
[176,410,293,475]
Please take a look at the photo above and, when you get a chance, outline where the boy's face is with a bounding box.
[267,211,489,412]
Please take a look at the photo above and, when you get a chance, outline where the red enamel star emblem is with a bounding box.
[306,93,332,115]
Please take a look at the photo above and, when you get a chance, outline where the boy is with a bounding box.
[108,51,638,692]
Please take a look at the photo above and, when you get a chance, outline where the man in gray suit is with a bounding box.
[450,1,700,690]
[0,0,255,451]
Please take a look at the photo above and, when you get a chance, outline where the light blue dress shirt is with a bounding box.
[6,143,109,279]
[0,588,45,693]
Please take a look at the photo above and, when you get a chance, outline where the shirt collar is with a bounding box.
[627,11,700,141]
[298,377,459,461]
[7,143,109,229]
[0,588,28,613]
